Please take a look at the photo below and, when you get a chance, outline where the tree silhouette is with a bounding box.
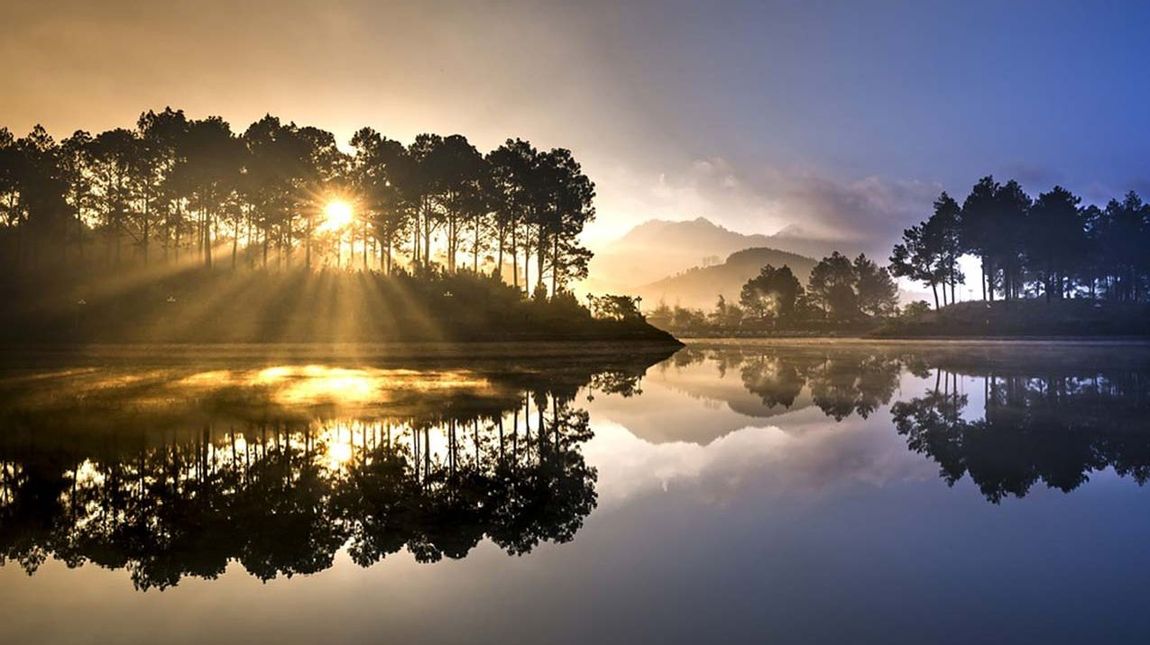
[888,175,1150,307]
[1027,186,1087,301]
[739,264,803,324]
[0,109,598,298]
[853,254,898,317]
[808,252,859,320]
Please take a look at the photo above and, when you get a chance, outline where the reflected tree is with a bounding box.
[893,365,1150,503]
[0,352,659,590]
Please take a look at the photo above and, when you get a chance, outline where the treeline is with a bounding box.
[891,176,1150,308]
[0,108,595,296]
[649,252,898,333]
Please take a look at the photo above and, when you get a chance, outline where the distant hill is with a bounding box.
[583,217,837,295]
[634,246,819,310]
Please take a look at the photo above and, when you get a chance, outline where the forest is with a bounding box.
[0,108,593,289]
[651,175,1150,337]
[0,108,682,343]
[891,177,1150,307]
[647,251,899,334]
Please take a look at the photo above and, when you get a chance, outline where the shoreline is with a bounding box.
[0,338,686,367]
[670,333,1150,343]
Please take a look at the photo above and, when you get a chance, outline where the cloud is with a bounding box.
[588,155,941,255]
[584,416,935,509]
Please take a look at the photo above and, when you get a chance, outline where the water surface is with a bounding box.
[2,340,1149,644]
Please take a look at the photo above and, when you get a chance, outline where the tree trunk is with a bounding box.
[523,225,530,291]
[980,259,987,301]
[473,214,480,272]
[142,198,150,266]
[305,214,312,270]
[496,224,505,280]
[536,223,545,294]
[552,229,560,297]
[511,224,518,288]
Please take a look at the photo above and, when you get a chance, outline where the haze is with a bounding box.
[6,0,1150,253]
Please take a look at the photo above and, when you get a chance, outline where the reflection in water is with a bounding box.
[3,341,1150,598]
[893,363,1150,502]
[631,343,1150,502]
[0,350,667,590]
[667,345,902,422]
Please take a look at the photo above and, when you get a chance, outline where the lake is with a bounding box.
[1,340,1149,644]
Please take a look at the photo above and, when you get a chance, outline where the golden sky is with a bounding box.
[7,0,1144,252]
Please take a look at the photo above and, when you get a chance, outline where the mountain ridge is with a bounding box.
[584,216,837,294]
[632,246,819,310]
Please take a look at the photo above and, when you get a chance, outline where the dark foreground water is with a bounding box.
[1,340,1149,644]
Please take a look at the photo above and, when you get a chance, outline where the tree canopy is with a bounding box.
[0,108,596,297]
[893,176,1150,307]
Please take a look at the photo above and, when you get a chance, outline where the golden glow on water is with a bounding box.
[252,365,490,405]
[169,365,491,407]
[325,440,355,470]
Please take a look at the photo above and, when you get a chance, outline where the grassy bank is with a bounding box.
[874,300,1150,338]
[0,268,680,345]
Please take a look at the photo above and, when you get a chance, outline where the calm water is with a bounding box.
[1,340,1149,644]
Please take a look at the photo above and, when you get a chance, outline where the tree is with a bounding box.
[992,179,1032,301]
[890,223,937,308]
[86,128,137,264]
[351,127,411,275]
[892,192,965,310]
[960,176,999,301]
[901,300,932,319]
[10,125,71,266]
[537,148,595,295]
[922,192,963,305]
[407,133,446,272]
[1026,186,1085,301]
[587,294,642,321]
[135,108,188,265]
[171,117,241,268]
[808,252,859,320]
[1096,192,1150,302]
[242,115,308,267]
[739,264,803,323]
[424,134,485,273]
[58,130,94,259]
[297,125,347,268]
[709,295,744,328]
[486,139,537,288]
[853,254,898,317]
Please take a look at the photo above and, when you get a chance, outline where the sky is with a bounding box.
[3,0,1150,252]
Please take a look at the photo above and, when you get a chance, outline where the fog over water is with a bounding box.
[2,341,1148,644]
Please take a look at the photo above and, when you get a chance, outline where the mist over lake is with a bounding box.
[0,341,1146,643]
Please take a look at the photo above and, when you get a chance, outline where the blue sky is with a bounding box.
[3,0,1148,250]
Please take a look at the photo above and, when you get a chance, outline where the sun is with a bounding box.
[320,199,354,231]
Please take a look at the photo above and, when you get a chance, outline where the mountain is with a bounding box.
[583,217,838,295]
[634,246,819,310]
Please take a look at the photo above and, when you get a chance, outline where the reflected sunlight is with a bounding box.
[325,440,354,470]
[248,365,489,406]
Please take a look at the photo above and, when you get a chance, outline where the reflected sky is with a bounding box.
[2,341,1150,644]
